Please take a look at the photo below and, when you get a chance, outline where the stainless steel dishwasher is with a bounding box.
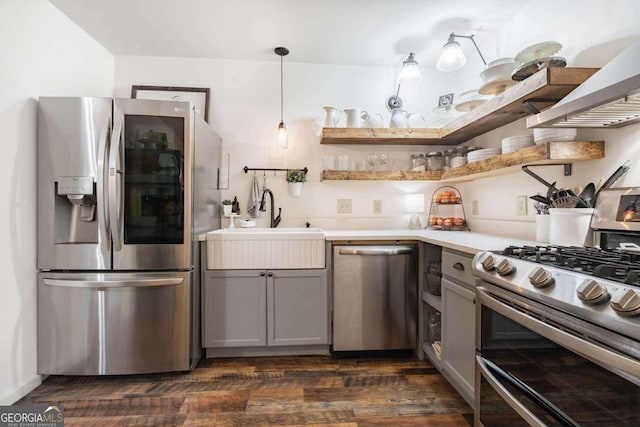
[332,243,417,351]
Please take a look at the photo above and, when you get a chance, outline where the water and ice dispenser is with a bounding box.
[55,176,97,243]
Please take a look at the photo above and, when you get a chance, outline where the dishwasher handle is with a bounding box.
[338,246,414,256]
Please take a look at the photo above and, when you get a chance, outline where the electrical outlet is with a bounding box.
[337,199,352,214]
[472,200,479,216]
[431,203,438,215]
[517,195,528,216]
[373,200,382,214]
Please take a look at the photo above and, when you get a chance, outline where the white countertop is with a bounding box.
[323,230,537,255]
[199,228,537,254]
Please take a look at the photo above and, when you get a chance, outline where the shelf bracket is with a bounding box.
[522,98,562,114]
[522,164,573,191]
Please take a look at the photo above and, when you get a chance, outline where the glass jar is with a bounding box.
[410,154,425,171]
[450,147,467,169]
[425,151,444,172]
[442,149,453,171]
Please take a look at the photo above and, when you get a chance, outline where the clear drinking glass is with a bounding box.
[378,152,390,171]
[366,152,378,171]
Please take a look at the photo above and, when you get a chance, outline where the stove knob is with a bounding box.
[610,288,640,316]
[528,267,554,288]
[576,279,608,305]
[496,258,516,276]
[480,254,496,271]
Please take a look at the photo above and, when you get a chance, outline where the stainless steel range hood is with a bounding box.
[527,41,640,128]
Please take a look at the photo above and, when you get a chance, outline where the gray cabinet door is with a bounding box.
[267,269,329,346]
[202,270,266,347]
[442,277,475,405]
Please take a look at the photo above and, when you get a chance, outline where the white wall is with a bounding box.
[0,0,113,404]
[457,0,640,239]
[114,56,457,229]
[114,0,640,238]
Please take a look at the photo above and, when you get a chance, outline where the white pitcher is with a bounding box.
[361,111,384,128]
[389,109,425,128]
[323,106,342,127]
[344,109,364,128]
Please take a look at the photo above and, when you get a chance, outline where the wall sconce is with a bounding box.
[275,47,289,148]
[405,193,425,230]
[436,33,487,72]
[386,52,422,111]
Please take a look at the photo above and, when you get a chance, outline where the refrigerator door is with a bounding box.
[38,271,191,375]
[111,98,192,270]
[38,97,112,270]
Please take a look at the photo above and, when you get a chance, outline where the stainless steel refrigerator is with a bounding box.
[37,97,221,375]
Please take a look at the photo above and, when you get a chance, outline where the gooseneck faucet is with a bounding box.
[259,188,282,228]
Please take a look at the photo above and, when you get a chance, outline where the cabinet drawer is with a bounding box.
[442,250,474,285]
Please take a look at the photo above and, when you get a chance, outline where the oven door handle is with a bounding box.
[477,355,579,427]
[477,285,640,379]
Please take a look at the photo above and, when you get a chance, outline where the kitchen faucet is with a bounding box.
[259,188,281,228]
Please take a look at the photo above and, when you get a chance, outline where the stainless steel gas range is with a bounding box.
[472,187,640,426]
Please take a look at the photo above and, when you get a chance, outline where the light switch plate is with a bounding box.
[337,199,352,214]
[517,195,528,216]
[472,200,479,216]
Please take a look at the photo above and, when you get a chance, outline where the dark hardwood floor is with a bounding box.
[18,355,473,426]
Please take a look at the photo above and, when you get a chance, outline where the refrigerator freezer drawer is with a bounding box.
[38,271,191,375]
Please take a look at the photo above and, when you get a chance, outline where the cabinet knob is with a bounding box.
[267,272,273,277]
[260,271,266,276]
[453,262,465,271]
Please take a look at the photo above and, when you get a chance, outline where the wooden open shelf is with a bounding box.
[322,170,442,181]
[441,141,604,182]
[321,128,442,145]
[320,67,599,146]
[321,141,604,182]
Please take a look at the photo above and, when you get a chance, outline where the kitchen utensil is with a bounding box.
[579,183,596,208]
[552,192,581,208]
[593,160,631,204]
[530,194,551,205]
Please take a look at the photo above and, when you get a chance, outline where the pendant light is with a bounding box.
[386,52,422,111]
[436,33,487,72]
[275,47,289,149]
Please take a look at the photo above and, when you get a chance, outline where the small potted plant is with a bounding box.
[286,169,307,197]
[222,199,233,215]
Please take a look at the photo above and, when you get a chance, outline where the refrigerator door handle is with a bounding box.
[97,115,111,252]
[43,278,184,288]
[108,108,124,251]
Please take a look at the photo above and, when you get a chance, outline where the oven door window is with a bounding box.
[479,307,640,426]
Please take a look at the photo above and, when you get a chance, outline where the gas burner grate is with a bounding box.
[498,245,640,285]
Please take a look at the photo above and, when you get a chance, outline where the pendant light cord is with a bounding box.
[280,53,284,122]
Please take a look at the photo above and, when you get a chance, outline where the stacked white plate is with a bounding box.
[533,128,577,145]
[467,147,502,163]
[502,134,535,153]
[454,89,492,113]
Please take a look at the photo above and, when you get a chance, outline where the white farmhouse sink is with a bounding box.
[205,228,326,269]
